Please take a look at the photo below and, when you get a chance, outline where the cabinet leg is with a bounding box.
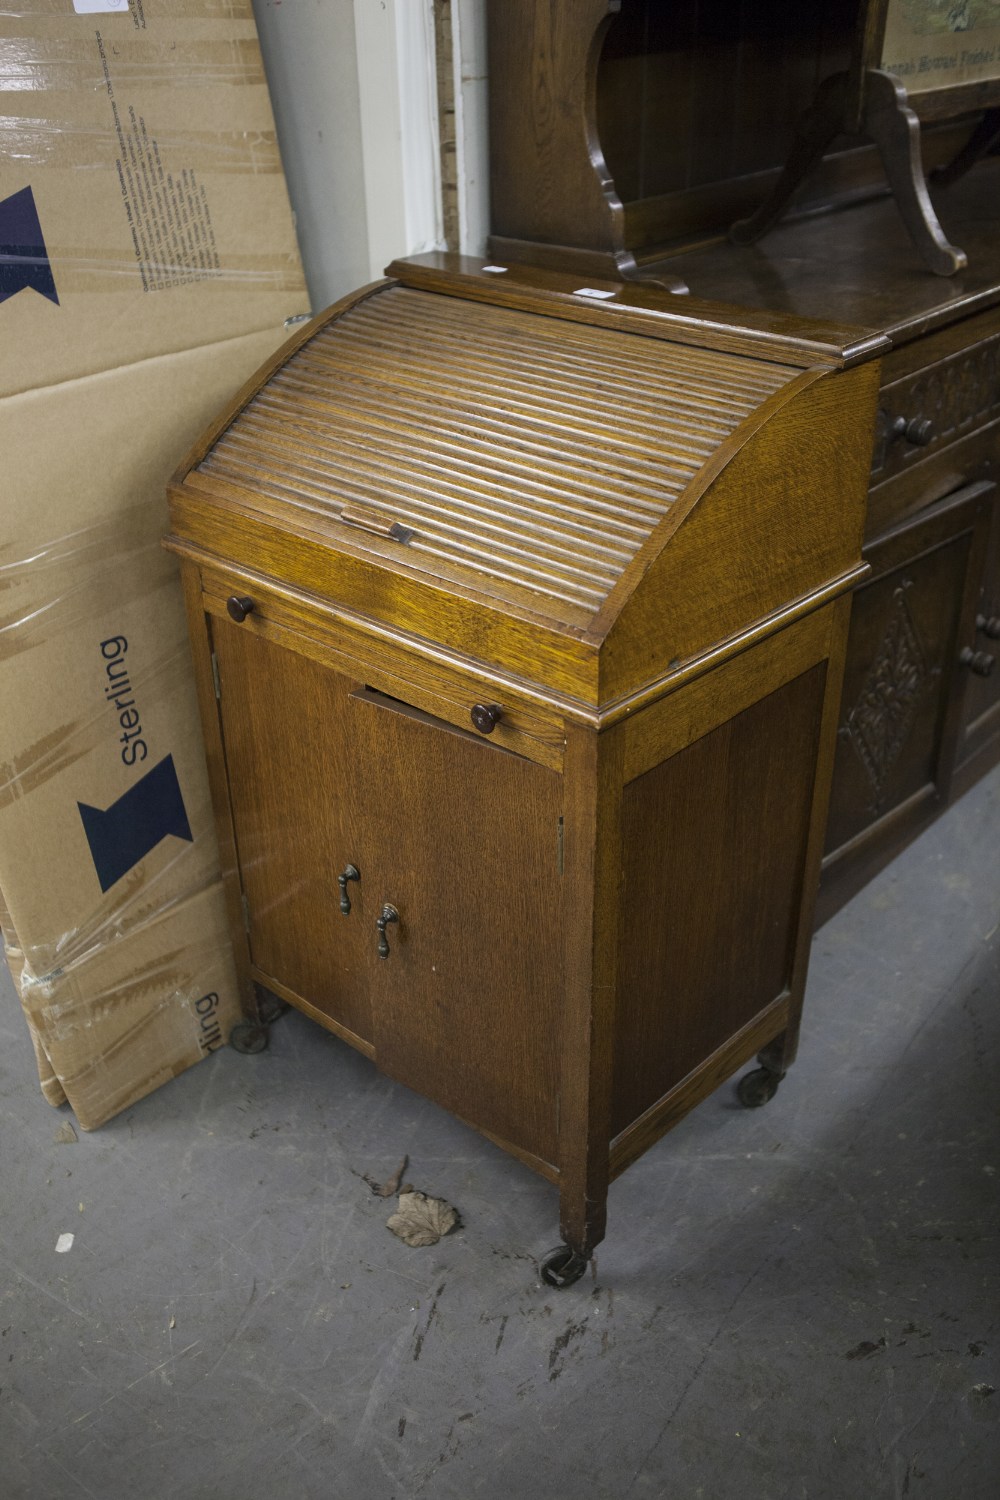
[545,1176,606,1288]
[736,1031,791,1109]
[229,984,286,1054]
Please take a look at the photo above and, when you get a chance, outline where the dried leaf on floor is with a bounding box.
[363,1155,409,1198]
[386,1191,460,1248]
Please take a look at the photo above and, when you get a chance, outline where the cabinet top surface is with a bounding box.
[190,280,802,624]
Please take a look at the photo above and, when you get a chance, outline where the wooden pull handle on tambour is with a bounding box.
[339,504,414,544]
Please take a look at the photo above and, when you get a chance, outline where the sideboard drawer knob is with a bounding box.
[227,595,256,623]
[470,702,503,735]
[888,414,934,447]
[960,646,995,677]
[903,416,934,446]
[976,613,1000,641]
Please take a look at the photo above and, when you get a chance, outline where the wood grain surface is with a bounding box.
[166,256,879,1262]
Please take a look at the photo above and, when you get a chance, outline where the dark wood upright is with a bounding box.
[486,0,1000,921]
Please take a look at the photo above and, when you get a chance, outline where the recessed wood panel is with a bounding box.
[348,690,564,1165]
[612,665,826,1137]
[824,529,971,856]
[597,0,855,202]
[212,620,373,1042]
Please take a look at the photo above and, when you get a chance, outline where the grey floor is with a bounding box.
[2,772,998,1500]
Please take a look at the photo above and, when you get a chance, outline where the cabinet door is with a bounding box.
[822,483,993,909]
[212,619,373,1045]
[957,494,1000,769]
[347,689,564,1168]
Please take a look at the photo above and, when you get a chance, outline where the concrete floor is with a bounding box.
[1,769,998,1500]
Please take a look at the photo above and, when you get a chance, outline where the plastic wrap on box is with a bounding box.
[13,884,238,1132]
[1,0,305,396]
[0,0,308,1126]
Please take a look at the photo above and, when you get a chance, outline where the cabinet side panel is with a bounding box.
[612,664,826,1137]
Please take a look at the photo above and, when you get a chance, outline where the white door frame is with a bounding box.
[353,0,446,279]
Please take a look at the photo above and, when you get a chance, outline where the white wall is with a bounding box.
[252,0,371,313]
[254,0,486,313]
[352,0,444,279]
[452,0,490,257]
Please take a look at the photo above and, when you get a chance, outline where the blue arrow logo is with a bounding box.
[78,755,194,893]
[0,185,59,306]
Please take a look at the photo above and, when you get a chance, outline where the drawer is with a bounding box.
[872,311,1000,488]
[199,562,568,771]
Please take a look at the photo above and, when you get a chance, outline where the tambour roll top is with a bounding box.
[169,256,886,710]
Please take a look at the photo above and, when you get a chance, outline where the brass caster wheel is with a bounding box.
[229,1021,268,1055]
[737,1066,781,1108]
[540,1244,589,1288]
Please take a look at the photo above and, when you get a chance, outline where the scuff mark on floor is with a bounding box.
[548,1318,588,1381]
[846,1336,888,1361]
[412,1281,446,1363]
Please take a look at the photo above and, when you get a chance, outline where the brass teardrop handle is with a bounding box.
[227,595,255,623]
[960,646,995,677]
[337,863,360,915]
[977,613,1000,641]
[376,903,399,959]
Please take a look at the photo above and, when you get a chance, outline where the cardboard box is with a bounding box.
[0,0,309,1128]
[1,2,304,396]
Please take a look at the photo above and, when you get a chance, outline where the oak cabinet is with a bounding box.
[167,262,882,1279]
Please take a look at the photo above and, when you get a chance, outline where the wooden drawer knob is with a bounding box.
[889,414,934,446]
[470,702,503,735]
[977,613,1000,641]
[226,595,256,623]
[960,646,995,677]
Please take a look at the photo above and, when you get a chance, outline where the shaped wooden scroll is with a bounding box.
[731,0,1000,277]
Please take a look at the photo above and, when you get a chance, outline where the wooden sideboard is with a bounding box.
[487,0,1000,922]
[166,262,882,1281]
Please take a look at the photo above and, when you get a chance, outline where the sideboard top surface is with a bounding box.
[655,160,1000,347]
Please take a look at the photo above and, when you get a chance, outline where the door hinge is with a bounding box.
[210,651,221,701]
[241,891,251,934]
[557,816,564,876]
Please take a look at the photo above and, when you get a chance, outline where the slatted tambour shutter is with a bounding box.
[198,287,798,621]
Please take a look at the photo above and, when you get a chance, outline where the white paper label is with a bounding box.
[73,1,129,15]
[55,1233,75,1253]
[481,265,508,274]
[573,287,617,300]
